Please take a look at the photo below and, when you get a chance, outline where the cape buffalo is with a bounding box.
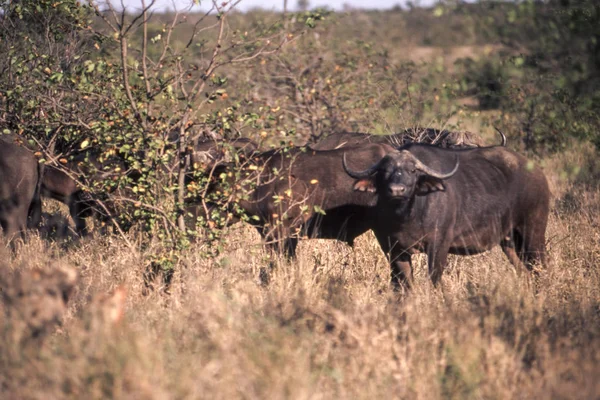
[196,143,395,256]
[0,138,42,243]
[343,143,550,289]
[37,137,258,237]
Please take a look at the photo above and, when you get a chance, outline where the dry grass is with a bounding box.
[1,145,600,399]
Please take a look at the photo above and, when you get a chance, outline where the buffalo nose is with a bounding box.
[388,185,407,197]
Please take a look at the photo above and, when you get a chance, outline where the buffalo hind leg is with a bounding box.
[427,245,450,287]
[500,230,529,276]
[27,196,42,230]
[70,193,91,236]
[520,224,547,274]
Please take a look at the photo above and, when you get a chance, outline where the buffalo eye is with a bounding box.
[395,170,402,176]
[410,168,416,174]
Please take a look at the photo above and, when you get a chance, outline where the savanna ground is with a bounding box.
[1,1,600,399]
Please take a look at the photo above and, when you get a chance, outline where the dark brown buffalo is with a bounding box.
[343,143,550,289]
[0,137,42,243]
[198,143,395,256]
[309,128,492,151]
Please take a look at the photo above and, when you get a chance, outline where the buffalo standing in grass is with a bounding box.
[0,138,42,244]
[197,143,395,256]
[343,143,550,289]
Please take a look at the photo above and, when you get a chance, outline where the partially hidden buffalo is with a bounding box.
[0,137,42,243]
[343,143,550,288]
[37,137,259,237]
[196,143,396,256]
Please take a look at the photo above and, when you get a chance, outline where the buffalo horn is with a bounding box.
[493,126,507,147]
[342,153,383,179]
[409,152,459,179]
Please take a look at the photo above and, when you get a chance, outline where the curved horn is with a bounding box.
[493,126,507,147]
[342,153,383,179]
[411,153,459,179]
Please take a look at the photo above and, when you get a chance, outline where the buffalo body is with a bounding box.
[344,143,550,288]
[201,143,394,256]
[0,137,42,242]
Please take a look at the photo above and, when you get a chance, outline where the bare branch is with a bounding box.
[187,10,227,103]
[91,1,119,33]
[184,6,219,50]
[141,0,152,117]
[153,11,181,71]
[103,0,122,31]
[124,0,157,36]
[119,36,142,124]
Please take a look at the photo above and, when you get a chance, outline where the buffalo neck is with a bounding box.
[377,195,418,222]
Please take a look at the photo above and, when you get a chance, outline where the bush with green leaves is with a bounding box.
[0,0,328,252]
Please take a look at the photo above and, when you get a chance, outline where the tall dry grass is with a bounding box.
[1,144,599,399]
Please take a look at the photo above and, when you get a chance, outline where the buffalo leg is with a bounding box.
[69,202,88,236]
[519,197,549,274]
[427,245,449,286]
[0,216,13,241]
[500,231,528,275]
[27,196,42,229]
[374,231,413,290]
[260,230,298,286]
[278,237,298,259]
[391,253,413,290]
[520,224,547,272]
[70,192,93,236]
[1,207,28,248]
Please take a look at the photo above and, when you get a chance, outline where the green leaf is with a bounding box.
[313,205,326,215]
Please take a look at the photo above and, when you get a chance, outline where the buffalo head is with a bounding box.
[343,150,459,200]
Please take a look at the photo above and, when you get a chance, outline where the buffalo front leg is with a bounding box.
[391,252,413,290]
[1,208,28,250]
[374,231,413,290]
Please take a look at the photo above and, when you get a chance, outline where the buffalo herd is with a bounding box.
[0,127,550,288]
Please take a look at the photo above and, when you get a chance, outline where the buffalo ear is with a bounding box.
[353,178,377,193]
[415,177,445,195]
